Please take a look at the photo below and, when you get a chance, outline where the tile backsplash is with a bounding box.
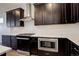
[10,20,79,36]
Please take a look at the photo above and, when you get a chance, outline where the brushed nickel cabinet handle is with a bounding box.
[74,48,79,52]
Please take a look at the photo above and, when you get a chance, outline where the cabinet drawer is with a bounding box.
[38,50,58,56]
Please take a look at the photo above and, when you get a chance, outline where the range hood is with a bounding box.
[20,4,34,21]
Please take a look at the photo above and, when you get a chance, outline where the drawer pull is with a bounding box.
[45,53,50,55]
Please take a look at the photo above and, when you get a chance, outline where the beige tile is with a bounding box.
[6,50,18,56]
[6,50,30,56]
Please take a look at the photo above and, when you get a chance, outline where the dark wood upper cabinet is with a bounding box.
[77,4,79,22]
[43,4,61,25]
[6,8,24,27]
[63,3,77,23]
[34,4,43,25]
[71,3,79,23]
[34,3,78,25]
[34,4,62,25]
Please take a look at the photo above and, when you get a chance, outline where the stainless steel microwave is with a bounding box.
[38,38,58,52]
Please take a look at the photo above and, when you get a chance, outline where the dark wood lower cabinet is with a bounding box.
[38,50,58,56]
[71,42,79,56]
[30,38,72,56]
[2,35,11,47]
[59,38,79,56]
[2,35,17,50]
[58,38,72,56]
[2,35,79,56]
[0,53,6,56]
[11,36,17,50]
[37,38,71,56]
[30,37,38,55]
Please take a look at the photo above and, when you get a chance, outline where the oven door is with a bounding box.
[17,37,30,52]
[38,38,58,52]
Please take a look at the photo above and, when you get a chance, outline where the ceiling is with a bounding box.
[0,3,26,13]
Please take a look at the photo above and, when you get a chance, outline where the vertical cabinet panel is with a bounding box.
[71,3,77,23]
[6,11,11,27]
[66,3,71,23]
[61,3,67,23]
[77,4,79,22]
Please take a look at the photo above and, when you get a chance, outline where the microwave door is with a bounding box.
[40,41,55,48]
[38,38,58,52]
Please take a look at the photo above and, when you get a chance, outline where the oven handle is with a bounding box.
[16,37,29,40]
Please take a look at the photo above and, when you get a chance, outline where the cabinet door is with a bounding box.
[11,36,17,50]
[58,38,72,56]
[6,11,16,27]
[61,3,66,24]
[2,35,11,47]
[70,3,79,23]
[14,8,24,27]
[38,50,58,56]
[75,3,79,22]
[10,11,16,27]
[66,3,72,23]
[30,37,38,55]
[14,10,20,27]
[34,5,43,25]
[62,3,78,23]
[44,4,61,24]
[6,11,11,27]
[77,3,79,22]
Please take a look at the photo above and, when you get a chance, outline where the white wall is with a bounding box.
[0,12,10,42]
[0,3,28,42]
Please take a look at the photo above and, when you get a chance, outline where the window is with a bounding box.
[0,18,4,23]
